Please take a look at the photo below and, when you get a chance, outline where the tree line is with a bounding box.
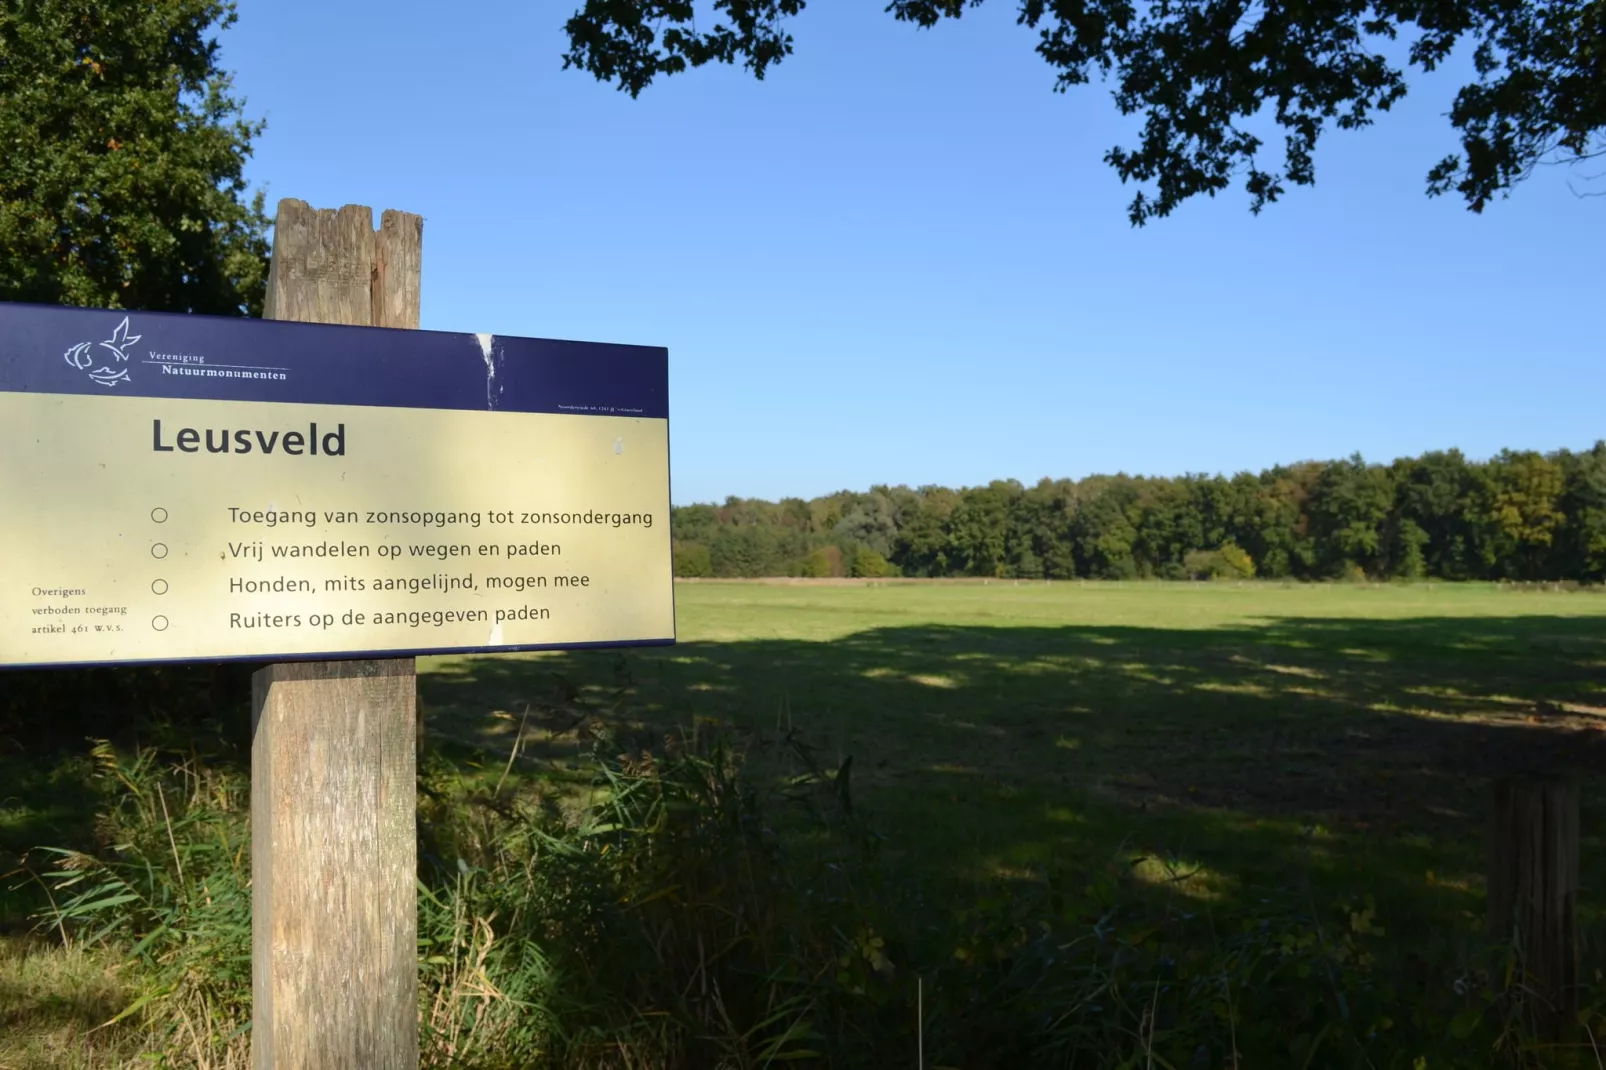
[671,444,1606,582]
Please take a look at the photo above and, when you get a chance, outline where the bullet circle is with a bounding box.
[151,579,169,595]
[151,507,168,523]
[150,543,168,559]
[151,615,169,632]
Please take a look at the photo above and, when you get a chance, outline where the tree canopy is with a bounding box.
[561,0,1606,223]
[0,0,268,315]
[669,442,1606,582]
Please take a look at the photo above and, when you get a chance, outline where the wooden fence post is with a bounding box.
[1488,776,1579,1043]
[251,200,422,1069]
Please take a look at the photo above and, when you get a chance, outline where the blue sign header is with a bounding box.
[0,302,668,418]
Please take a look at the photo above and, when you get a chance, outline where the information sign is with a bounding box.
[0,304,673,668]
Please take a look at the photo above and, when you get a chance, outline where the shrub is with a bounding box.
[1184,541,1256,580]
[1010,549,1045,580]
[1182,549,1222,579]
[850,548,894,578]
[1217,540,1256,579]
[671,541,712,578]
[794,546,837,577]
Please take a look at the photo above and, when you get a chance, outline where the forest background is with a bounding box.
[670,445,1606,582]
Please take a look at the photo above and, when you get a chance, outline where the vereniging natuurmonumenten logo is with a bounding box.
[64,316,140,387]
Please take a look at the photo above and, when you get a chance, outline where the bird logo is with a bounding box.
[64,316,140,387]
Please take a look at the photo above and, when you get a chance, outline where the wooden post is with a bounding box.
[252,200,423,1069]
[1488,776,1579,1042]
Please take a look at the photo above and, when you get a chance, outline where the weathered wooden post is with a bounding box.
[251,200,422,1069]
[1488,776,1579,1042]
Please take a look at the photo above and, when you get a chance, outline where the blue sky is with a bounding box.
[225,1,1603,506]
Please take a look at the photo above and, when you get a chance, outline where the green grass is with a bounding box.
[0,935,143,1069]
[8,579,1606,1066]
[422,580,1606,937]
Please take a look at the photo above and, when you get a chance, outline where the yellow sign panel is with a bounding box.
[0,307,673,667]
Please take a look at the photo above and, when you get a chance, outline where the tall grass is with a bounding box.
[17,728,1606,1068]
[28,741,251,1067]
[413,728,864,1068]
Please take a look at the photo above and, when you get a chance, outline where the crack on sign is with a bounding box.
[475,333,503,410]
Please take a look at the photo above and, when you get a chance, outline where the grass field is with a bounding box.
[8,579,1606,1065]
[424,580,1606,934]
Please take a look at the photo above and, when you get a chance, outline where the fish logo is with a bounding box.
[64,316,140,387]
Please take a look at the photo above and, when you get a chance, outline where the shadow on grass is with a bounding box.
[421,613,1606,936]
[5,615,1602,983]
[0,935,137,1066]
[0,947,120,1033]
